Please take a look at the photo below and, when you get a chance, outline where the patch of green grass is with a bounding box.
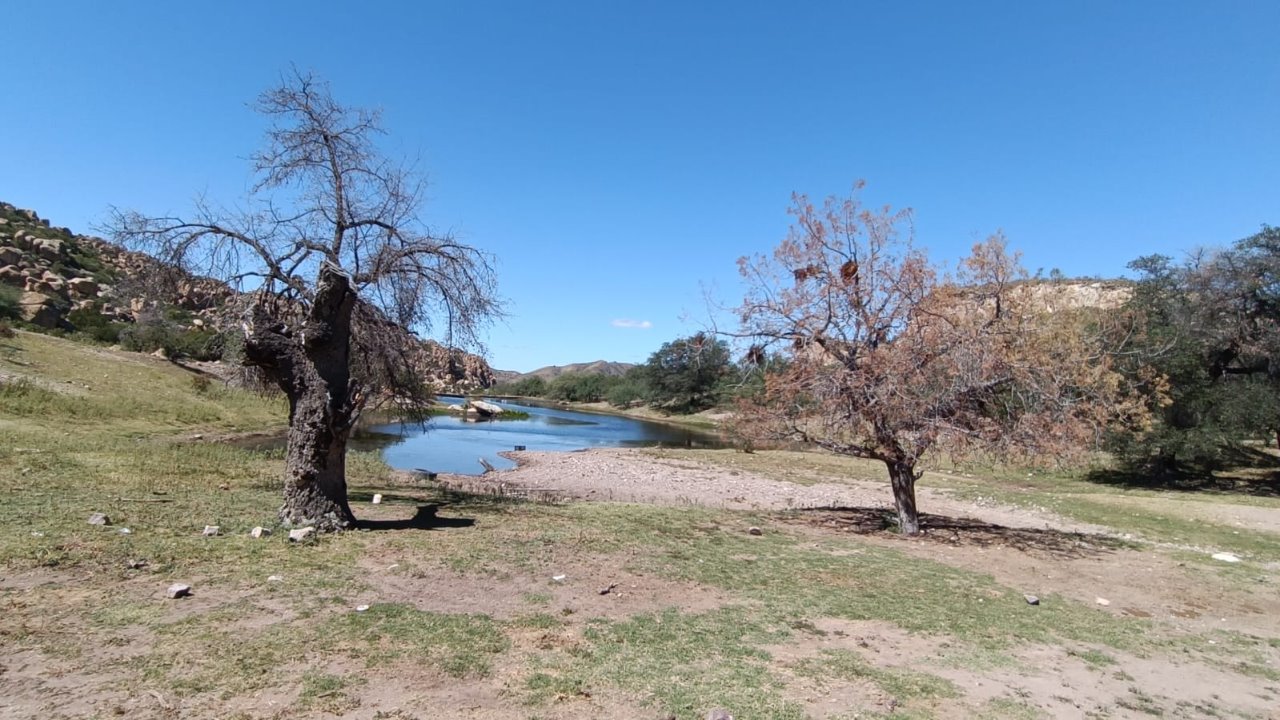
[789,648,959,703]
[322,603,509,677]
[522,591,553,606]
[976,697,1044,719]
[527,606,804,719]
[299,671,364,712]
[1066,647,1116,667]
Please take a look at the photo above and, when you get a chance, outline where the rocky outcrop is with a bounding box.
[1,201,498,392]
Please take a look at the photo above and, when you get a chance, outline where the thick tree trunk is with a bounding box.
[244,264,363,532]
[886,458,921,535]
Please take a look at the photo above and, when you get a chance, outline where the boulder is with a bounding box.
[0,265,21,286]
[469,400,505,416]
[166,583,192,599]
[34,238,63,262]
[18,292,61,328]
[0,247,21,266]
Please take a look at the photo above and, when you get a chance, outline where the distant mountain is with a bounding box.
[495,360,636,384]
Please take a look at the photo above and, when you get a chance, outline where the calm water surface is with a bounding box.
[359,397,724,475]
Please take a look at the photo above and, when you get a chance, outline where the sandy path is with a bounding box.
[438,448,1104,534]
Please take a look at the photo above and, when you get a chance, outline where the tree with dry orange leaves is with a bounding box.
[733,184,1146,534]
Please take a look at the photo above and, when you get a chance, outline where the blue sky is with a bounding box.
[3,1,1278,371]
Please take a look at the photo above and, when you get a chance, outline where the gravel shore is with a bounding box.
[436,447,1102,532]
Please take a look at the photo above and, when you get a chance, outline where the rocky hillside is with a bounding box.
[0,201,494,392]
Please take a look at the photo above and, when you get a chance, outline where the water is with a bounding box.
[360,397,724,475]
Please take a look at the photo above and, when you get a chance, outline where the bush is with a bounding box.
[119,312,225,361]
[0,319,13,338]
[0,285,20,320]
[67,305,126,344]
[546,372,620,403]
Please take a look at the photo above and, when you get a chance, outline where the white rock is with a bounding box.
[1211,552,1241,563]
[551,574,567,582]
[166,583,192,599]
[747,526,763,536]
[249,526,271,538]
[267,575,284,582]
[118,528,132,535]
[201,525,220,537]
[1095,597,1111,606]
[1024,594,1040,606]
[288,527,316,542]
[355,604,370,612]
[87,512,111,526]
[371,493,383,505]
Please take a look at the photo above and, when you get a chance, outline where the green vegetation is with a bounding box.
[3,329,1279,718]
[0,284,19,320]
[492,332,741,415]
[1108,226,1280,476]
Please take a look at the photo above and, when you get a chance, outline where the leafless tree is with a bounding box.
[108,71,501,532]
[733,184,1146,534]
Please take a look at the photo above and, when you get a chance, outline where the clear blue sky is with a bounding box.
[4,1,1277,371]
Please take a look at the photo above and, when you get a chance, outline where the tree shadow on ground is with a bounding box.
[357,503,475,531]
[1084,452,1280,498]
[788,506,1122,559]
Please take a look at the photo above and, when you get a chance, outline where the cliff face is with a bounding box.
[0,201,495,392]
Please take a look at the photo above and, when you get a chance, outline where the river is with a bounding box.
[355,397,724,475]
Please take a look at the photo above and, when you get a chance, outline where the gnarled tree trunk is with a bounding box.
[244,265,364,532]
[886,458,921,535]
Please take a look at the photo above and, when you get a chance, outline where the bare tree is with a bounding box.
[734,185,1145,534]
[109,71,501,532]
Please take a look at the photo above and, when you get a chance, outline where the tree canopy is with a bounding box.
[733,185,1145,533]
[109,71,502,531]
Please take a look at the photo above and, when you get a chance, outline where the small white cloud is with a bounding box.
[611,319,653,329]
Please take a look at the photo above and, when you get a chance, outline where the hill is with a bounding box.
[495,360,635,384]
[0,201,495,391]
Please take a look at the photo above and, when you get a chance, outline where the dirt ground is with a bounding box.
[4,447,1279,719]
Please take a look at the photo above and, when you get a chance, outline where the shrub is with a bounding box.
[67,305,126,344]
[0,285,20,320]
[0,319,13,338]
[119,311,225,361]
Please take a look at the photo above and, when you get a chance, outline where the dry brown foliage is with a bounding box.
[733,184,1148,533]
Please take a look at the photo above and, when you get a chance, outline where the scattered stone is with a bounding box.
[1211,552,1241,563]
[249,526,271,538]
[30,530,44,538]
[1024,594,1040,606]
[118,527,132,535]
[267,575,284,582]
[87,512,111,526]
[355,604,370,612]
[128,559,148,569]
[371,493,383,504]
[747,526,763,536]
[201,525,220,537]
[191,433,204,441]
[166,583,192,599]
[551,574,567,582]
[599,583,619,596]
[1095,597,1111,606]
[706,709,734,720]
[288,527,316,542]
